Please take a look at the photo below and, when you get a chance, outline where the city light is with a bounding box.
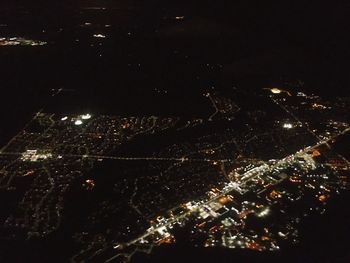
[257,207,270,217]
[21,150,52,162]
[81,114,92,120]
[283,123,293,129]
[0,73,347,262]
[84,179,95,190]
[75,119,83,125]
[93,34,106,38]
[270,88,282,94]
[0,37,47,46]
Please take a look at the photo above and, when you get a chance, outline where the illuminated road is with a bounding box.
[206,93,219,121]
[270,95,331,146]
[0,151,231,164]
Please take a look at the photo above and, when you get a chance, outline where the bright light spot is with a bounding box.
[278,232,286,237]
[270,88,282,94]
[175,16,185,20]
[93,34,106,38]
[61,116,68,121]
[81,114,92,120]
[283,123,293,129]
[257,207,270,217]
[84,179,95,190]
[75,120,83,125]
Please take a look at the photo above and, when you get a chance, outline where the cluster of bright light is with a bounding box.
[283,123,293,129]
[61,114,92,124]
[0,37,47,46]
[70,114,92,125]
[21,150,52,162]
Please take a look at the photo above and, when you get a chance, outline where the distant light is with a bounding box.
[270,88,282,94]
[84,179,95,190]
[93,34,106,38]
[175,16,185,20]
[278,232,286,237]
[0,37,47,46]
[61,116,68,121]
[75,119,83,125]
[81,114,92,120]
[297,92,307,97]
[283,123,293,129]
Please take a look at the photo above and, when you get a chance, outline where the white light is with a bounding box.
[257,207,270,217]
[283,123,293,129]
[21,149,52,162]
[75,120,83,125]
[61,116,68,121]
[81,114,92,120]
[93,34,106,38]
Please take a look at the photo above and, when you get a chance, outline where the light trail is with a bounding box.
[0,151,231,164]
[206,93,219,121]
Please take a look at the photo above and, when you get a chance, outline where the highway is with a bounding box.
[0,151,231,164]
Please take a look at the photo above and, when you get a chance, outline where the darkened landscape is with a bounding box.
[0,1,349,262]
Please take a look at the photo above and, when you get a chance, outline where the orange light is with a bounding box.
[318,195,327,202]
[157,235,176,245]
[247,241,262,251]
[218,196,232,205]
[269,190,280,199]
[312,150,321,157]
